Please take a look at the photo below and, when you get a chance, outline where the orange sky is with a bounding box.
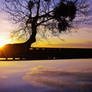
[0,13,92,48]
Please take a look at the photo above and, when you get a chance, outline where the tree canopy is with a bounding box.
[4,0,90,48]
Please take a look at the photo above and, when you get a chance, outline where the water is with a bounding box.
[0,59,92,92]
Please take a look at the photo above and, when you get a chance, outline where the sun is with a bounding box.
[0,37,10,48]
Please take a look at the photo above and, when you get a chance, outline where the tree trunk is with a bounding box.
[25,24,37,49]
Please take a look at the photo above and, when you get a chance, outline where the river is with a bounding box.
[0,59,92,92]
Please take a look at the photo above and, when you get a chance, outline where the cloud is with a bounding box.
[49,41,92,48]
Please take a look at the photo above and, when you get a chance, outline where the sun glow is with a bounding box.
[0,37,10,47]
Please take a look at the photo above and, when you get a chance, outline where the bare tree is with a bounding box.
[4,0,89,49]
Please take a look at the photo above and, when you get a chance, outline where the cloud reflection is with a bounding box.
[23,66,92,91]
[0,75,8,79]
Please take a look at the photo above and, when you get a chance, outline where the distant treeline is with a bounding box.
[0,48,92,60]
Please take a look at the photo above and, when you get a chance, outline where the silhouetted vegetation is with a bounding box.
[0,48,92,60]
[4,0,89,49]
[1,0,89,59]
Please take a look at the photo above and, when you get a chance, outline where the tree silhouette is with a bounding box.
[4,0,89,49]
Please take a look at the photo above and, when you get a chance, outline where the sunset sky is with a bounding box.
[0,0,92,48]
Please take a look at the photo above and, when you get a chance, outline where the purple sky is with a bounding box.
[0,0,92,48]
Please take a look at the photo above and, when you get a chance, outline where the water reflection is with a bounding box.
[0,59,92,92]
[23,66,92,92]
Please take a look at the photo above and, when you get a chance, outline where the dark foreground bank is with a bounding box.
[0,48,92,60]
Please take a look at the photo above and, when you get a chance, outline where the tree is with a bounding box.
[4,0,89,49]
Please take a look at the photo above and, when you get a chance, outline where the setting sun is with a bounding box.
[0,37,10,47]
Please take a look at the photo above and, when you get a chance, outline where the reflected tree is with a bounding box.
[4,0,89,49]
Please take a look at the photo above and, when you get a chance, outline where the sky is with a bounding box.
[0,0,92,48]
